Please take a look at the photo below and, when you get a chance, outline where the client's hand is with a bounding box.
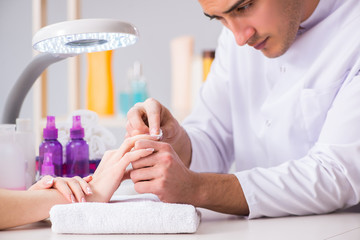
[28,175,93,203]
[87,134,158,202]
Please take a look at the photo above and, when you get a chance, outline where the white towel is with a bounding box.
[57,110,117,160]
[67,109,99,128]
[50,194,201,234]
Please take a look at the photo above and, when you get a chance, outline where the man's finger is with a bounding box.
[144,98,162,136]
[127,105,150,135]
[130,166,160,183]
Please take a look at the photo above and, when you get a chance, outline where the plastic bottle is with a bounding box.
[66,115,89,178]
[39,116,63,177]
[0,124,26,190]
[202,50,215,82]
[131,61,148,104]
[16,118,36,188]
[41,152,55,178]
[118,69,133,117]
[86,50,115,116]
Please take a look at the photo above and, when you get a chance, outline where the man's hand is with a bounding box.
[130,138,249,215]
[126,98,192,167]
[130,139,198,204]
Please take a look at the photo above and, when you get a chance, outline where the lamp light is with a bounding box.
[2,19,139,124]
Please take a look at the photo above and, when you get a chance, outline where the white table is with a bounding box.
[1,209,360,240]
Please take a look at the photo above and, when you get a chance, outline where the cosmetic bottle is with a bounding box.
[131,61,148,104]
[202,50,215,82]
[0,124,26,190]
[41,152,55,178]
[16,118,36,188]
[66,115,89,178]
[87,50,115,116]
[39,116,63,177]
[118,69,133,117]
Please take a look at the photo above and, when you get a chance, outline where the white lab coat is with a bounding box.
[183,0,360,218]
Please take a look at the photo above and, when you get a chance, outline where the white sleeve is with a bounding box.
[237,70,360,219]
[183,28,234,173]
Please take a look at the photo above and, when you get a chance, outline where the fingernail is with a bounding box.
[87,187,93,194]
[46,177,54,185]
[150,129,163,140]
[81,197,86,203]
[84,175,93,182]
[150,128,158,135]
[146,148,155,152]
[71,194,76,203]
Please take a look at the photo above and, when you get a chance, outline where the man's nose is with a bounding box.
[228,20,255,46]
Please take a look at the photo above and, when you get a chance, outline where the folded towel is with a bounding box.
[50,194,201,234]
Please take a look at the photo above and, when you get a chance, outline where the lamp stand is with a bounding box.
[1,53,69,124]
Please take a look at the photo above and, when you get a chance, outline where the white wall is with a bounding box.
[0,0,222,144]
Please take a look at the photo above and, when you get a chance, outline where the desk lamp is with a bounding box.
[1,18,139,124]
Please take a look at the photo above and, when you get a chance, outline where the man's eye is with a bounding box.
[237,3,252,13]
[209,16,222,21]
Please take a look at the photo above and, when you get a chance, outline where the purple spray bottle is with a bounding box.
[66,115,89,177]
[39,116,63,177]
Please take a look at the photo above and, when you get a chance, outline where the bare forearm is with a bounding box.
[192,173,249,215]
[0,189,70,230]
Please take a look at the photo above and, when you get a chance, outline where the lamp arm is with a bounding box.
[1,52,69,124]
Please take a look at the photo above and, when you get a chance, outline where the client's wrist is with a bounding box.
[85,182,109,203]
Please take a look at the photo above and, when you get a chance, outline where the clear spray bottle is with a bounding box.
[131,61,148,104]
[66,115,89,178]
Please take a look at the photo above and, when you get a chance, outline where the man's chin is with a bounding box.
[260,48,287,59]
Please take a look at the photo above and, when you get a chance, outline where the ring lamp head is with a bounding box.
[32,19,139,55]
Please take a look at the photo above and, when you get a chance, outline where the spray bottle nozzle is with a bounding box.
[72,115,82,128]
[46,116,56,129]
[43,116,58,139]
[41,152,55,177]
[70,115,85,139]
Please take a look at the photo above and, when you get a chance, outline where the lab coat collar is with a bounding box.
[300,0,341,30]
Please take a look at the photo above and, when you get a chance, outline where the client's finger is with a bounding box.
[28,176,54,191]
[114,135,158,162]
[74,176,93,195]
[53,178,76,203]
[83,175,93,183]
[67,177,87,202]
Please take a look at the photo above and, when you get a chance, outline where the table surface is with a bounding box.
[1,209,360,240]
[2,182,360,239]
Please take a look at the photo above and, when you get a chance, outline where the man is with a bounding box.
[126,0,360,218]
